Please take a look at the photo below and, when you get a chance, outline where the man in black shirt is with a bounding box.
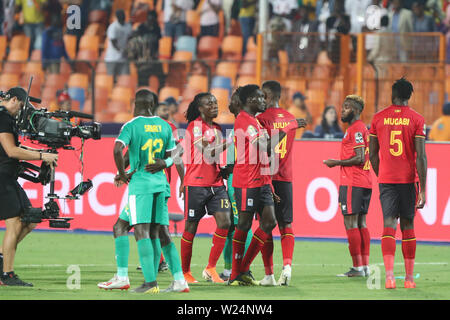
[0,87,58,286]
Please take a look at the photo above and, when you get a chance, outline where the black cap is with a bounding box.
[6,87,28,103]
[293,92,307,101]
[164,97,178,105]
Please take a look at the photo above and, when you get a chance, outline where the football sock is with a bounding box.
[151,238,162,275]
[244,228,253,253]
[261,234,274,275]
[346,228,363,269]
[280,227,295,266]
[137,238,156,283]
[207,228,228,269]
[162,242,184,281]
[180,231,195,274]
[241,227,270,273]
[223,230,234,270]
[381,227,397,280]
[230,228,247,281]
[401,229,416,282]
[114,235,129,279]
[360,227,371,266]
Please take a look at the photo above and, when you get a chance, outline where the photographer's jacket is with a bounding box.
[0,106,20,176]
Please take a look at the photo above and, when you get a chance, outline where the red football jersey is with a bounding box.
[184,116,224,187]
[369,105,426,184]
[257,107,296,182]
[232,110,271,188]
[164,119,179,184]
[340,120,372,189]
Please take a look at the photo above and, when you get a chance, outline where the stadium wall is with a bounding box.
[2,138,449,242]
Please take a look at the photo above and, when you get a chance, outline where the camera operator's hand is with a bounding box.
[41,152,58,168]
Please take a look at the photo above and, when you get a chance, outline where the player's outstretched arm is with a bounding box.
[113,141,130,183]
[369,135,380,176]
[415,136,427,209]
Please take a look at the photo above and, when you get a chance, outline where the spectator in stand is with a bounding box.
[2,0,15,38]
[288,92,313,139]
[314,105,344,139]
[105,9,133,80]
[316,0,334,43]
[239,0,257,56]
[388,0,414,62]
[65,0,89,43]
[88,0,112,19]
[15,0,46,52]
[367,15,393,63]
[42,0,62,26]
[127,10,164,87]
[163,0,194,40]
[269,0,299,31]
[425,0,445,25]
[41,15,70,74]
[345,0,372,33]
[325,0,351,64]
[165,96,179,127]
[429,102,450,141]
[199,0,222,37]
[412,0,436,31]
[291,6,320,63]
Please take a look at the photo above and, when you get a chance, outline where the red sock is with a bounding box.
[346,228,362,268]
[381,227,396,280]
[360,227,371,266]
[401,229,416,282]
[241,227,270,273]
[261,234,273,275]
[280,227,295,266]
[207,228,228,269]
[180,231,195,274]
[230,228,247,281]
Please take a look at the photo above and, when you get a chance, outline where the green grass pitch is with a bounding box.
[0,230,449,300]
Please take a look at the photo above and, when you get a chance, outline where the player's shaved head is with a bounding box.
[134,89,156,116]
[392,78,413,102]
[262,80,282,100]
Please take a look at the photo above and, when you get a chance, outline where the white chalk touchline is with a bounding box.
[16,262,448,268]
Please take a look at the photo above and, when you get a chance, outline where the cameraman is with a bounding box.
[0,87,58,287]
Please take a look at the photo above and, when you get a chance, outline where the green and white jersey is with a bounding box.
[116,116,176,195]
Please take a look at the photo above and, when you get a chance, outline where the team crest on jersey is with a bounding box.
[193,126,202,137]
[355,132,364,144]
[247,125,258,137]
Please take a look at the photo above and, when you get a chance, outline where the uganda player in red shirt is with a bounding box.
[256,80,301,286]
[180,93,232,284]
[229,84,306,286]
[369,78,427,289]
[324,95,372,278]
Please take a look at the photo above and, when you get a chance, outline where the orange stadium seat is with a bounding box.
[64,34,77,60]
[10,35,30,53]
[68,73,89,90]
[172,50,193,62]
[187,75,208,92]
[235,76,257,87]
[278,50,289,78]
[216,61,239,85]
[186,10,200,37]
[113,112,133,123]
[85,23,106,38]
[88,10,109,24]
[0,35,7,60]
[3,61,24,74]
[182,86,202,102]
[79,35,99,54]
[159,37,172,59]
[210,88,229,113]
[95,74,114,96]
[238,61,256,76]
[116,74,138,92]
[7,49,28,62]
[197,36,220,60]
[148,76,159,92]
[159,86,180,101]
[221,36,243,61]
[44,74,65,91]
[110,87,133,108]
[108,100,129,113]
[0,74,20,90]
[216,111,235,124]
[93,87,109,112]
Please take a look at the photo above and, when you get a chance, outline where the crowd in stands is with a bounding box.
[0,0,449,141]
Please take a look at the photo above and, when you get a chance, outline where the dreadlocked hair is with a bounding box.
[185,92,211,123]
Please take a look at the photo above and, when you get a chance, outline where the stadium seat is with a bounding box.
[88,10,109,24]
[181,86,202,102]
[197,36,220,60]
[68,87,86,111]
[30,49,42,61]
[246,36,257,53]
[20,74,42,97]
[116,74,138,92]
[210,88,229,113]
[63,34,77,60]
[186,10,200,37]
[3,61,24,74]
[10,35,30,54]
[216,111,235,124]
[95,74,114,96]
[175,36,197,58]
[79,35,99,55]
[238,61,256,76]
[243,50,257,61]
[159,86,180,101]
[211,76,232,94]
[278,50,289,78]
[7,49,28,62]
[0,74,20,91]
[148,75,159,92]
[0,35,7,60]
[159,36,173,59]
[44,74,66,91]
[108,100,129,113]
[85,22,106,38]
[216,61,239,85]
[96,62,108,74]
[187,75,208,92]
[172,50,193,62]
[93,87,109,112]
[221,36,243,61]
[235,76,257,87]
[113,112,133,123]
[110,86,133,108]
[68,73,89,90]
